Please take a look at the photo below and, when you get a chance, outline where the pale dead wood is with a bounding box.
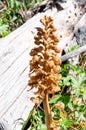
[0,1,85,129]
[61,45,86,62]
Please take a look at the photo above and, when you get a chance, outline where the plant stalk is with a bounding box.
[43,90,53,130]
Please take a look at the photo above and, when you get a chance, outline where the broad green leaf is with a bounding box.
[63,76,71,86]
[69,76,78,87]
[63,96,73,110]
[49,94,62,104]
[70,65,83,74]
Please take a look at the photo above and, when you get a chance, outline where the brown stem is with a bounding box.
[4,0,7,7]
[43,90,53,130]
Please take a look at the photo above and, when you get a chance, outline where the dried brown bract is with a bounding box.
[29,16,64,130]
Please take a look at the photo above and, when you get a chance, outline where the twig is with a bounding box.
[0,8,6,13]
[61,45,86,62]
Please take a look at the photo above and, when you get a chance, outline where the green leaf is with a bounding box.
[79,73,86,86]
[63,96,70,105]
[69,75,78,87]
[12,16,17,22]
[83,93,86,100]
[63,76,71,86]
[22,108,34,130]
[37,124,47,130]
[68,44,79,52]
[49,94,62,104]
[2,18,8,24]
[70,65,83,74]
[78,113,86,121]
[0,24,9,37]
[63,96,73,110]
[61,118,75,129]
[61,64,70,76]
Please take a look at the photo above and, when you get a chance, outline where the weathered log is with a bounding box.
[61,45,86,62]
[0,1,85,130]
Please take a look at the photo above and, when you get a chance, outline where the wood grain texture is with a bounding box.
[61,45,86,62]
[0,1,85,129]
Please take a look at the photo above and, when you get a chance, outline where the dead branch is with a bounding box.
[61,45,86,62]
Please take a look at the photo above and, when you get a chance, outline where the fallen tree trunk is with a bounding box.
[0,1,85,130]
[61,44,86,62]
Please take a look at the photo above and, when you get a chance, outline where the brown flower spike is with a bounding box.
[29,16,64,130]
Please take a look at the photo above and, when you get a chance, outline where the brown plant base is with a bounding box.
[43,91,61,130]
[43,91,52,130]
